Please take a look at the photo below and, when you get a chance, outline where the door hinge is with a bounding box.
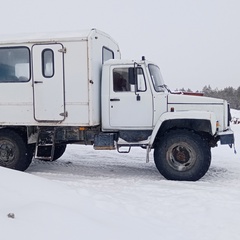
[58,47,67,53]
[59,111,68,117]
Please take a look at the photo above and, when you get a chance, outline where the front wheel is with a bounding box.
[154,129,211,181]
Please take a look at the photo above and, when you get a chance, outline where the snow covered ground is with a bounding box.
[1,122,240,239]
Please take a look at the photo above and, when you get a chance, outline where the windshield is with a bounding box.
[148,64,165,92]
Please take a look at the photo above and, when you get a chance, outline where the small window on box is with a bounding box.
[42,49,54,78]
[102,47,114,63]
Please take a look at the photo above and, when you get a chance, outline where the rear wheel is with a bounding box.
[154,129,211,181]
[53,144,67,161]
[0,129,32,171]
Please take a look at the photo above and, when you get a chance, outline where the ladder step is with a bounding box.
[37,143,54,147]
[35,128,56,160]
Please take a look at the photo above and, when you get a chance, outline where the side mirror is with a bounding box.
[128,67,136,85]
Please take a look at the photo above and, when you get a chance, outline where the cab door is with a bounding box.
[32,44,65,121]
[109,66,153,128]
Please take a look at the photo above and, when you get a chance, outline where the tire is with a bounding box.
[38,144,67,161]
[0,129,32,171]
[53,144,67,161]
[154,129,211,181]
[27,144,35,167]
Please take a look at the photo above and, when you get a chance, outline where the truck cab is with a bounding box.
[100,57,233,181]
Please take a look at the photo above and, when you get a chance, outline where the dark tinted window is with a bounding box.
[113,67,146,92]
[0,47,30,82]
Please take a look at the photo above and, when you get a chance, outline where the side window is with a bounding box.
[113,68,130,92]
[136,68,146,92]
[0,47,30,82]
[42,49,54,78]
[102,47,114,63]
[113,67,146,92]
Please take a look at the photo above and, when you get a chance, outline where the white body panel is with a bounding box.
[32,43,65,121]
[167,94,227,132]
[108,64,153,129]
[0,29,121,126]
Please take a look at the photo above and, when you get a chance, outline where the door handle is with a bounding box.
[110,98,120,101]
[34,81,43,84]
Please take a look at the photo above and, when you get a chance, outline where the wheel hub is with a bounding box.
[167,143,196,171]
[0,142,14,162]
[172,146,190,163]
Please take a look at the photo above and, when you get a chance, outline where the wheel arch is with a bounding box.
[150,111,217,147]
[0,126,28,141]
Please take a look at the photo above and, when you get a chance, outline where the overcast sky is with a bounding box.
[1,0,240,91]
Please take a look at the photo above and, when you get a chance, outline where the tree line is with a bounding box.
[176,85,240,110]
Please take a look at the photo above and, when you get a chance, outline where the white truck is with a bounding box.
[0,28,234,181]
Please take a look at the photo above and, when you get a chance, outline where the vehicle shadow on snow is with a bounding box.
[27,158,233,182]
[27,158,162,181]
[202,166,235,182]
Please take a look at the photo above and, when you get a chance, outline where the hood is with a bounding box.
[168,93,225,105]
